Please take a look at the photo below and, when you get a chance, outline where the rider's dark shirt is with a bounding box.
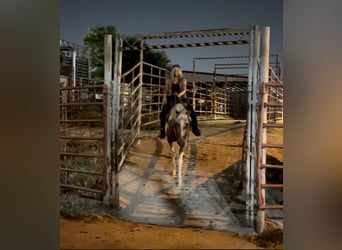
[171,83,181,94]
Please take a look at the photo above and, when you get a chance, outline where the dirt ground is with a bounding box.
[60,119,283,249]
[60,214,264,249]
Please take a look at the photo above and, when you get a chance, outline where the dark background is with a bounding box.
[0,0,341,249]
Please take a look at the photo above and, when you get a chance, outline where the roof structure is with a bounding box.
[183,71,248,92]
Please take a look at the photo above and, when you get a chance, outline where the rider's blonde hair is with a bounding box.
[164,65,186,96]
[170,64,183,83]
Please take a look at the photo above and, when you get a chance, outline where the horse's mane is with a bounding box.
[168,103,189,126]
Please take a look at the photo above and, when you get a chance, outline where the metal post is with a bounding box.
[103,34,113,206]
[212,68,217,119]
[251,26,260,231]
[71,50,77,102]
[137,40,144,145]
[192,59,196,108]
[256,26,270,234]
[112,35,123,209]
[246,26,254,226]
[72,50,77,87]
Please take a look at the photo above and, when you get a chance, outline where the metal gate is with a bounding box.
[59,79,109,199]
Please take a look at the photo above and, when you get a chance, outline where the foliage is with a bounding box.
[83,25,171,79]
[83,25,117,79]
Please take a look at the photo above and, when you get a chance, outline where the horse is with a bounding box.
[166,102,190,186]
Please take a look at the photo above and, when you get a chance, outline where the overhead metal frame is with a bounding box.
[122,27,251,50]
[122,27,251,40]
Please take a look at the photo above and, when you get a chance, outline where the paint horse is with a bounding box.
[166,102,190,185]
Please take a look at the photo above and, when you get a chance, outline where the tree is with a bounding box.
[83,25,171,80]
[83,25,117,79]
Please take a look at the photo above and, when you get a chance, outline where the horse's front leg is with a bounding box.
[170,144,177,176]
[177,150,184,186]
[176,139,185,185]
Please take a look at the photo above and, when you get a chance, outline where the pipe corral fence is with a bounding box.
[59,26,283,234]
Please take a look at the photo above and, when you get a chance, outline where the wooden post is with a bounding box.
[112,35,123,209]
[103,34,113,206]
[256,26,270,234]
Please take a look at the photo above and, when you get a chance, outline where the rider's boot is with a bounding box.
[191,115,201,136]
[159,116,166,138]
[160,128,166,138]
[192,124,201,136]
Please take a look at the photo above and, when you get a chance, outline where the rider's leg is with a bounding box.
[159,103,170,138]
[188,104,201,136]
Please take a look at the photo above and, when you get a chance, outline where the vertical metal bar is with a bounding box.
[192,59,196,109]
[246,26,254,226]
[251,26,260,231]
[212,68,216,119]
[137,40,144,144]
[72,50,77,87]
[103,34,112,206]
[112,35,122,209]
[71,50,77,102]
[256,26,270,234]
[102,85,108,194]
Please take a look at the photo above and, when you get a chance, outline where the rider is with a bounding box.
[159,64,201,138]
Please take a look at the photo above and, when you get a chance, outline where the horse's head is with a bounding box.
[174,104,189,138]
[167,103,190,142]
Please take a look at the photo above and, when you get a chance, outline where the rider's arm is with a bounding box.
[177,78,187,98]
[162,79,170,104]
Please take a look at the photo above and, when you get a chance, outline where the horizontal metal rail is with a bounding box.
[60,167,102,176]
[260,205,283,210]
[60,184,104,194]
[261,184,284,189]
[60,136,104,140]
[123,40,249,51]
[60,84,105,90]
[124,27,251,40]
[262,123,283,128]
[60,102,103,107]
[264,102,283,108]
[60,152,104,158]
[60,119,103,123]
[261,164,284,169]
[262,143,283,149]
